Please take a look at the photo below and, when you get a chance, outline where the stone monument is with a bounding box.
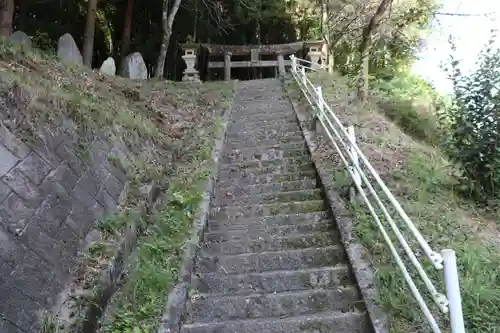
[57,33,83,66]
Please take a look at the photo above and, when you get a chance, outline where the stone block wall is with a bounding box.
[0,119,130,333]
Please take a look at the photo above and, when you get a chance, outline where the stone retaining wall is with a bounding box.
[0,116,130,333]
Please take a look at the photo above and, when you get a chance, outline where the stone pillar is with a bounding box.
[307,46,321,70]
[181,47,200,82]
[277,54,286,76]
[224,52,232,81]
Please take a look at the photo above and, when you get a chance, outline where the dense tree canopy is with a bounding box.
[0,0,437,83]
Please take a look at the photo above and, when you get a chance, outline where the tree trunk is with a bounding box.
[120,0,133,62]
[357,0,393,100]
[17,0,28,31]
[193,0,198,41]
[83,0,99,67]
[0,0,14,38]
[155,0,183,78]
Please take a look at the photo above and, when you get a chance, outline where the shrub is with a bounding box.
[445,33,500,199]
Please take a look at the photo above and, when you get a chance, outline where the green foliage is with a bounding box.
[325,0,438,77]
[444,32,500,200]
[374,70,450,146]
[105,153,210,333]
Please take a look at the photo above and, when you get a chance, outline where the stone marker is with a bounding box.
[99,57,116,76]
[121,52,147,79]
[9,31,32,50]
[57,33,83,65]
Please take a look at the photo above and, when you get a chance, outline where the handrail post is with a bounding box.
[348,125,361,202]
[301,67,306,86]
[441,249,466,333]
[310,86,324,132]
[315,86,324,115]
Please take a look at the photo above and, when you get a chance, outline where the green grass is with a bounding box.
[101,110,227,332]
[0,40,235,332]
[103,166,210,333]
[286,72,500,333]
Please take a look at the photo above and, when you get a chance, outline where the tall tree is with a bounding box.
[357,0,393,100]
[83,0,99,67]
[120,0,134,62]
[155,0,183,78]
[0,0,14,37]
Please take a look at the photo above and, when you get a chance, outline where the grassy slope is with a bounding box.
[286,72,499,333]
[0,42,234,332]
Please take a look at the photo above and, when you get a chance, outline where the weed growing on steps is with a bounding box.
[286,75,500,333]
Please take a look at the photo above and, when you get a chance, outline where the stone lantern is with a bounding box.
[180,43,200,82]
[307,45,322,69]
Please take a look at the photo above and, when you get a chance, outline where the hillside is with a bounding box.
[0,42,233,333]
[285,72,500,333]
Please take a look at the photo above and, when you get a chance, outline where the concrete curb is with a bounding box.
[157,80,238,333]
[283,79,389,333]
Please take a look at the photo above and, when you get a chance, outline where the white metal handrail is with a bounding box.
[289,55,466,333]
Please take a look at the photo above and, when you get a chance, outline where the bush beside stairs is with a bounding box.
[179,79,373,333]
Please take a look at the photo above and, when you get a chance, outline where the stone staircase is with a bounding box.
[180,79,372,333]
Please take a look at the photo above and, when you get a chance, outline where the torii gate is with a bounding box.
[180,40,327,81]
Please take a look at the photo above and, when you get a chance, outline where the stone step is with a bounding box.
[215,189,323,206]
[216,170,317,187]
[222,147,308,164]
[218,162,314,180]
[235,109,292,118]
[181,310,370,333]
[226,127,304,146]
[206,220,334,241]
[208,211,331,231]
[223,139,306,151]
[200,232,338,256]
[228,120,298,133]
[212,200,325,221]
[217,179,317,198]
[229,112,297,128]
[186,287,362,324]
[230,107,297,123]
[212,200,326,221]
[226,127,302,141]
[195,246,346,274]
[228,116,298,128]
[220,155,311,172]
[192,265,352,296]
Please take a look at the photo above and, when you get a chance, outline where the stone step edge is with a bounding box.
[231,111,295,119]
[192,265,351,295]
[225,128,301,136]
[217,179,317,192]
[200,231,339,254]
[181,310,366,330]
[215,171,317,186]
[214,199,325,211]
[207,211,330,228]
[206,216,331,234]
[194,264,349,280]
[200,245,342,261]
[193,285,357,300]
[219,156,311,169]
[214,188,322,204]
[223,140,306,150]
[206,219,332,234]
[230,114,297,122]
[218,162,314,176]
